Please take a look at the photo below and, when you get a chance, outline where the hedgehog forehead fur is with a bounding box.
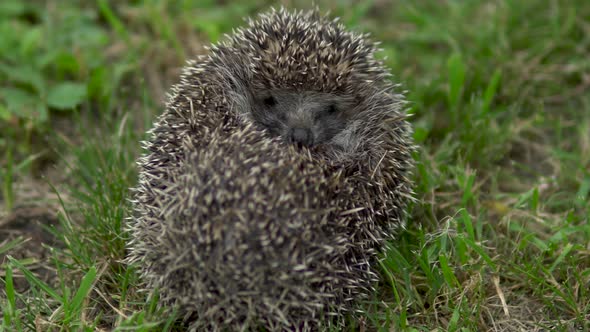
[230,8,391,92]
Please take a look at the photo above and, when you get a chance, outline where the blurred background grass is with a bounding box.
[1,0,589,331]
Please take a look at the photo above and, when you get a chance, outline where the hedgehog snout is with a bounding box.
[288,127,314,147]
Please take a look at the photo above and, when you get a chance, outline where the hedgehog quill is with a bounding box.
[126,7,415,331]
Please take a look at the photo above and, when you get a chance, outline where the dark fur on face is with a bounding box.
[250,89,355,148]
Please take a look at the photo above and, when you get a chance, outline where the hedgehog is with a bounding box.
[126,7,415,331]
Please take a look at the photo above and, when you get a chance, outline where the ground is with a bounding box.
[1,1,589,331]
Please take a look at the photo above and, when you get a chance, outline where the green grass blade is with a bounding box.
[481,68,502,115]
[3,264,16,326]
[0,237,25,256]
[446,52,466,109]
[8,256,61,301]
[2,148,15,211]
[65,266,98,323]
[97,0,130,44]
[463,238,496,271]
[439,253,459,288]
[549,243,574,273]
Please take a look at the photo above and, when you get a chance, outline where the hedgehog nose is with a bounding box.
[289,128,313,147]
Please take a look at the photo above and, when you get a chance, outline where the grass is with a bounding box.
[1,0,589,331]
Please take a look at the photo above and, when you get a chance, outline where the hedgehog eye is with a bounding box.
[327,104,337,114]
[315,104,338,120]
[263,96,276,107]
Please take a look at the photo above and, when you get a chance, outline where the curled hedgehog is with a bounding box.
[126,7,415,331]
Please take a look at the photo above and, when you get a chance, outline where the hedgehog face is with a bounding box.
[249,89,354,148]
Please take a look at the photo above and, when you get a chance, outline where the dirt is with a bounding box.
[0,175,64,293]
